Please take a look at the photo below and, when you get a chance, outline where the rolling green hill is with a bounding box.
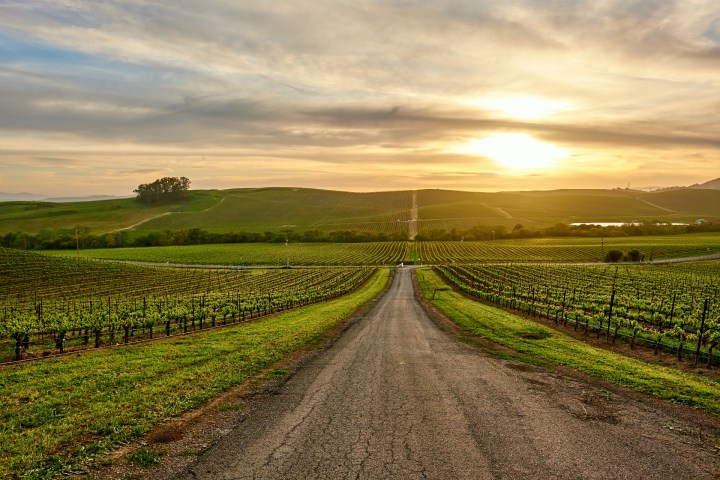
[1,187,719,236]
[420,190,676,230]
[135,188,412,234]
[0,190,225,234]
[417,188,720,231]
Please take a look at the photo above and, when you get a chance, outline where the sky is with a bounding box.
[1,0,719,196]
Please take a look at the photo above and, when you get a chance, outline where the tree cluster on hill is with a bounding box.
[134,177,190,205]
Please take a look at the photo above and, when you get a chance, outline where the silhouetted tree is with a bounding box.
[627,249,642,262]
[134,177,190,205]
[604,249,624,263]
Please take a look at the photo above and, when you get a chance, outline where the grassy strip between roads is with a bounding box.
[415,268,720,417]
[0,269,390,480]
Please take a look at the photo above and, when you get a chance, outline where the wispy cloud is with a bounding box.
[30,156,81,166]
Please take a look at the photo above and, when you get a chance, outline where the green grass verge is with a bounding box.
[403,242,419,264]
[0,269,389,479]
[415,268,720,416]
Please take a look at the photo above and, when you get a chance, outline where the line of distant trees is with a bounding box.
[2,221,719,251]
[0,227,410,250]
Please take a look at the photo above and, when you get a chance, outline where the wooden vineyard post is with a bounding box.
[694,299,709,366]
[606,289,615,342]
[669,293,676,325]
[531,287,536,317]
[107,298,115,345]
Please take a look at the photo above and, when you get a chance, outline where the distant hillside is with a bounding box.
[136,188,413,234]
[0,192,129,202]
[417,189,663,230]
[690,178,720,190]
[654,177,720,192]
[43,195,131,203]
[2,187,720,235]
[0,192,49,202]
[0,190,224,234]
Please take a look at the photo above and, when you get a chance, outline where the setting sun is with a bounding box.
[451,133,569,170]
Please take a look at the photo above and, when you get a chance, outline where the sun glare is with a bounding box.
[451,133,569,170]
[473,96,570,120]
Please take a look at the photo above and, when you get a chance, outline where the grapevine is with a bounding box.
[0,248,376,362]
[435,261,719,363]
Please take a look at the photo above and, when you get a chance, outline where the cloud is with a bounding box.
[0,0,719,194]
[30,157,81,166]
[302,105,720,151]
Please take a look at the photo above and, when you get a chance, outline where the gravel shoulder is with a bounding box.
[170,268,720,479]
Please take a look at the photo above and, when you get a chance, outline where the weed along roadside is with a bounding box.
[414,268,720,417]
[0,269,390,479]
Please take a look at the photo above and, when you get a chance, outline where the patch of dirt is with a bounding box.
[505,362,544,373]
[523,371,622,425]
[518,331,551,340]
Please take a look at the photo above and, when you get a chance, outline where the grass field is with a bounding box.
[135,188,413,234]
[415,268,720,416]
[3,187,720,236]
[0,190,225,235]
[417,188,720,229]
[0,269,389,479]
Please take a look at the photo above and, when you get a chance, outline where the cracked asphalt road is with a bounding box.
[177,268,720,479]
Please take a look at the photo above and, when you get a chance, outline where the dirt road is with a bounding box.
[177,268,720,479]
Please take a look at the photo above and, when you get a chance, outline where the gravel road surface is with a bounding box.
[177,268,720,479]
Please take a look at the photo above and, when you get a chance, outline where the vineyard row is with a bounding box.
[0,268,375,363]
[435,262,719,364]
